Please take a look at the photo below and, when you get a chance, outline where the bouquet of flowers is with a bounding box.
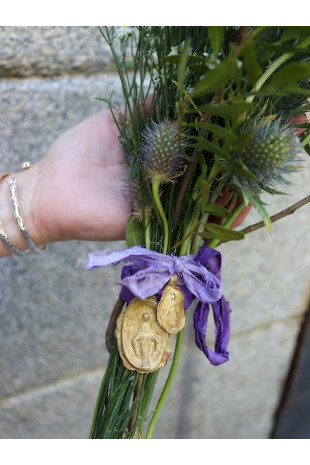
[80,26,310,439]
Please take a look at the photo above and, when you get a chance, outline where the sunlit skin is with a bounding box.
[0,110,131,256]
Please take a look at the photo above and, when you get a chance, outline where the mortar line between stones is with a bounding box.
[0,364,106,406]
[0,67,129,80]
[0,313,304,406]
[231,313,304,341]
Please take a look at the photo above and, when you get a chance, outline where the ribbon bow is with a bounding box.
[81,246,231,366]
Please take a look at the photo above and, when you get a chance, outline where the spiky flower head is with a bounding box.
[141,120,185,183]
[230,118,302,193]
[122,155,152,222]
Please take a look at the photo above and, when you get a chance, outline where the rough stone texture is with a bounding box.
[0,74,124,170]
[221,155,310,336]
[153,316,302,439]
[0,240,123,398]
[0,369,103,439]
[0,26,309,439]
[0,317,301,439]
[0,27,114,77]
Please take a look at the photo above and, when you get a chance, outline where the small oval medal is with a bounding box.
[157,276,185,334]
[116,297,171,373]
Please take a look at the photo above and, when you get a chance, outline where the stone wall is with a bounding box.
[0,26,309,439]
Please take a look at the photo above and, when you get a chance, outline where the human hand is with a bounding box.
[0,109,134,257]
[33,109,131,244]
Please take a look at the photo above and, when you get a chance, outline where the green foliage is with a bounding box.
[125,217,143,247]
[208,26,225,57]
[96,26,309,439]
[198,223,245,242]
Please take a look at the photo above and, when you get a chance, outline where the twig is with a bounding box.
[173,90,222,227]
[235,26,249,49]
[128,373,144,433]
[105,297,125,353]
[240,195,310,235]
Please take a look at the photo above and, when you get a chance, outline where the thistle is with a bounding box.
[141,120,185,183]
[231,119,303,193]
[123,173,152,222]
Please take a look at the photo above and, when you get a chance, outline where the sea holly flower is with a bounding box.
[141,120,186,183]
[231,119,303,193]
[122,169,152,222]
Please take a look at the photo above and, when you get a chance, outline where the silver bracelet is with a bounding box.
[0,219,26,257]
[0,171,26,257]
[7,177,45,254]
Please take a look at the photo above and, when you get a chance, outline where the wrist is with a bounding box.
[0,164,47,257]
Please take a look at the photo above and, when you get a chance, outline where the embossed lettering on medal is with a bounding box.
[116,297,171,373]
[157,275,185,334]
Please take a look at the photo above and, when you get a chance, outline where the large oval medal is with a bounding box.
[117,297,171,373]
[157,276,185,334]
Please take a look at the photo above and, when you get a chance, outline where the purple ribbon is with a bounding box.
[81,245,231,366]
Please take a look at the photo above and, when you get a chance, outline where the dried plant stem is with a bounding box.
[173,91,222,227]
[105,297,125,353]
[240,195,310,235]
[128,373,144,433]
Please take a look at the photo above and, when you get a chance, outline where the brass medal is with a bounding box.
[157,275,185,334]
[116,297,171,373]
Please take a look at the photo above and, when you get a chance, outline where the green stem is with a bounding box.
[301,132,310,149]
[152,179,169,254]
[209,201,246,249]
[246,53,292,104]
[145,330,184,439]
[145,220,151,250]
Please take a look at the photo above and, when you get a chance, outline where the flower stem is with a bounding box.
[145,220,151,249]
[152,179,169,254]
[145,329,184,439]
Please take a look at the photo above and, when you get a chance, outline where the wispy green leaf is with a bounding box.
[191,57,238,98]
[164,54,206,64]
[198,224,244,241]
[229,161,259,181]
[200,180,210,207]
[267,62,310,89]
[280,26,310,42]
[196,101,254,117]
[186,122,238,144]
[241,41,262,87]
[125,217,143,247]
[189,136,230,158]
[203,205,231,218]
[208,26,225,56]
[262,43,310,56]
[248,194,272,234]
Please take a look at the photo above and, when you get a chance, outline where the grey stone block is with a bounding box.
[0,26,114,77]
[0,368,103,439]
[153,316,302,439]
[0,240,124,398]
[0,73,123,169]
[0,27,309,441]
[220,155,310,335]
[0,316,300,439]
[0,71,125,398]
